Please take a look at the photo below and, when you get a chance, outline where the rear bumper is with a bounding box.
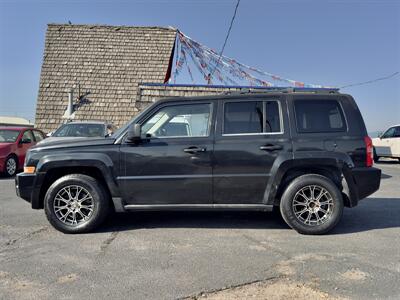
[352,167,381,200]
[344,167,381,207]
[15,172,43,209]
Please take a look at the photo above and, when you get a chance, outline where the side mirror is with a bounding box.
[126,123,142,143]
[20,138,32,144]
[46,131,54,137]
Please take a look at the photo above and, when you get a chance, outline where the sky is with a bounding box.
[0,0,399,132]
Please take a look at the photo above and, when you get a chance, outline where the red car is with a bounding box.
[0,127,45,176]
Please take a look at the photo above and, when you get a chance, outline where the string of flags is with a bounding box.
[171,30,325,88]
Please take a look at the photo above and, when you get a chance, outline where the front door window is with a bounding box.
[142,103,212,138]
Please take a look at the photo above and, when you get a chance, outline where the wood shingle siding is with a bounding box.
[35,24,177,132]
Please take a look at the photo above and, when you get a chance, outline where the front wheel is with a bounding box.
[280,174,343,235]
[44,174,110,233]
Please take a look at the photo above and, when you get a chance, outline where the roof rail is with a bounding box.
[225,87,340,95]
[139,83,339,94]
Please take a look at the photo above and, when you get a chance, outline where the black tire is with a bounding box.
[4,155,18,177]
[44,174,110,234]
[280,174,344,235]
[373,148,379,163]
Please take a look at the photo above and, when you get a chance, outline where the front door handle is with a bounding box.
[259,144,283,151]
[183,146,207,154]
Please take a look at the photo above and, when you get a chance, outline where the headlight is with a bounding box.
[23,151,36,174]
[24,166,36,174]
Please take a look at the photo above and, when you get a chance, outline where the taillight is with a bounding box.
[364,136,373,167]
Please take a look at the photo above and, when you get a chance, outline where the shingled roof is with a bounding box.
[35,24,177,132]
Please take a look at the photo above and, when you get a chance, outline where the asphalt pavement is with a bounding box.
[0,161,399,300]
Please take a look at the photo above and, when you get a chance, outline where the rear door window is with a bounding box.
[224,102,263,134]
[223,100,282,135]
[294,100,346,133]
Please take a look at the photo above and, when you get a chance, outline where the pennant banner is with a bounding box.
[171,31,326,88]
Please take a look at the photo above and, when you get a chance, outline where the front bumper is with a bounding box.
[15,172,43,209]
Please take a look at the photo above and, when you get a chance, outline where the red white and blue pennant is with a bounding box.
[171,30,325,88]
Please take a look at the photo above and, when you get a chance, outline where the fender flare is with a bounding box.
[35,153,120,197]
[263,151,355,206]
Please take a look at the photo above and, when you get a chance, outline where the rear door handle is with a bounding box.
[259,144,283,151]
[183,147,207,154]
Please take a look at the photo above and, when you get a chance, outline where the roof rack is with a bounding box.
[224,87,339,95]
[140,83,339,94]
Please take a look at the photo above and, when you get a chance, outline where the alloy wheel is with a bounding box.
[53,185,94,226]
[292,185,334,226]
[6,157,17,176]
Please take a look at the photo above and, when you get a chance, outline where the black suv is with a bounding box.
[16,89,381,234]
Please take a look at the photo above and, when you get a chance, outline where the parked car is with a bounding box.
[372,125,400,162]
[43,121,116,143]
[0,127,45,176]
[16,89,381,234]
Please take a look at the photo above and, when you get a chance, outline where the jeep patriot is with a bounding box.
[16,89,381,234]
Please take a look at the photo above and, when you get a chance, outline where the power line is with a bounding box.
[340,72,399,89]
[210,0,241,79]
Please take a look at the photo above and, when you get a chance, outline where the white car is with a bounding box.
[372,124,400,162]
[40,121,117,144]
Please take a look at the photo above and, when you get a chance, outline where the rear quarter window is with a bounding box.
[294,100,347,133]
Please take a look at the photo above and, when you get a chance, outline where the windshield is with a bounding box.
[0,130,20,143]
[53,123,105,137]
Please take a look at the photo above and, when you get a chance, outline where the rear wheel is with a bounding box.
[280,174,343,235]
[4,156,17,177]
[44,174,110,233]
